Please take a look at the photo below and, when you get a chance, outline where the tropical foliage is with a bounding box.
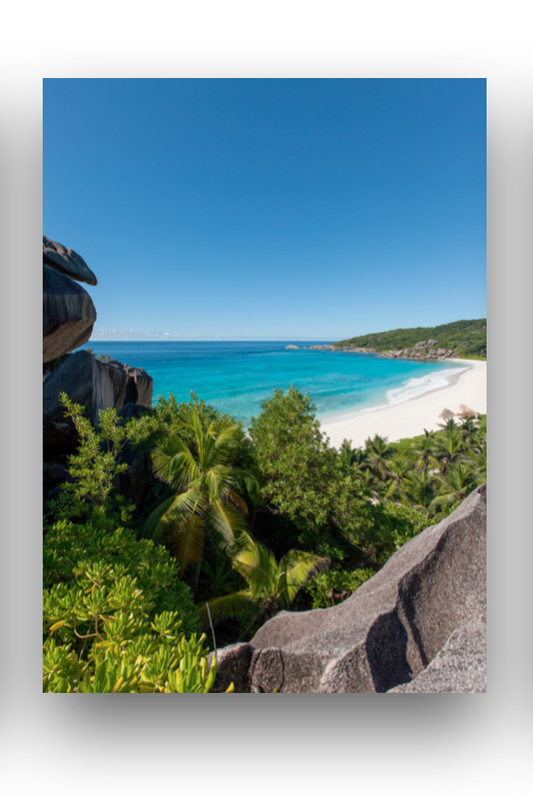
[335,318,487,359]
[304,568,375,610]
[143,407,258,582]
[199,533,330,628]
[44,385,486,687]
[43,400,232,693]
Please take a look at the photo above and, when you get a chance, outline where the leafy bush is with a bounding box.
[42,523,214,691]
[305,568,375,609]
[250,386,358,537]
[44,630,231,693]
[48,393,156,529]
[43,395,235,693]
[44,521,201,628]
[363,502,429,564]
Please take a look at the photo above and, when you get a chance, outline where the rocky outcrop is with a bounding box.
[43,350,115,458]
[387,622,486,693]
[214,485,486,693]
[43,351,154,470]
[43,236,98,285]
[43,238,155,505]
[209,644,255,693]
[43,235,98,362]
[103,360,153,412]
[301,342,457,360]
[43,265,97,363]
[379,345,456,361]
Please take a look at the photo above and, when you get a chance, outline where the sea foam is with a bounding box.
[320,366,469,423]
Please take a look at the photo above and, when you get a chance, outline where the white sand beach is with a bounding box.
[321,359,487,449]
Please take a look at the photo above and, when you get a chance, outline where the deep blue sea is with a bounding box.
[82,341,465,427]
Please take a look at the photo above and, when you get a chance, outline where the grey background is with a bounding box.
[1,9,531,797]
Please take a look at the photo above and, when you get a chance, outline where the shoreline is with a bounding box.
[320,358,487,449]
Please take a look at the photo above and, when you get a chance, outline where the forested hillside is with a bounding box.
[335,319,486,359]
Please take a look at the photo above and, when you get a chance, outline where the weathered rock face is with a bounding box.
[104,360,153,411]
[43,351,115,458]
[43,236,98,285]
[214,485,486,693]
[387,622,486,693]
[209,644,255,693]
[43,265,97,363]
[42,238,156,511]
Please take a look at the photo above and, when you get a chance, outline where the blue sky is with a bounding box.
[43,79,486,341]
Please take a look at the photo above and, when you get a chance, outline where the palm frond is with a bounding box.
[143,487,203,544]
[227,489,249,518]
[198,591,256,627]
[230,468,260,503]
[205,465,235,504]
[152,435,200,489]
[232,534,276,593]
[205,501,248,553]
[280,551,331,604]
[170,512,205,573]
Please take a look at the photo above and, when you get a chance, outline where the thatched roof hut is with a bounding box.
[439,408,455,420]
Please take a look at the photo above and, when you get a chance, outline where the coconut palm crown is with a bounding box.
[144,409,259,578]
[199,533,330,628]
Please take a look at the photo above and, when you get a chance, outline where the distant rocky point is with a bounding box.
[286,341,458,360]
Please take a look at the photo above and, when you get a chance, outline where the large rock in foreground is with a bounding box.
[215,485,486,693]
[387,622,486,693]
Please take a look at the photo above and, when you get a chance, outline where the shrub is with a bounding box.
[44,631,232,693]
[305,568,375,609]
[42,395,235,692]
[43,520,201,628]
[42,522,216,692]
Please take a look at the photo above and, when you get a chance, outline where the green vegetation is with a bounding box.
[143,407,258,584]
[84,347,112,362]
[44,386,486,690]
[199,532,329,628]
[43,397,230,693]
[335,318,486,359]
[304,568,375,609]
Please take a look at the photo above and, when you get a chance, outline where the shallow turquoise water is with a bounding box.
[82,341,464,427]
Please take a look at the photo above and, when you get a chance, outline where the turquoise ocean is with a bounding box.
[82,341,465,428]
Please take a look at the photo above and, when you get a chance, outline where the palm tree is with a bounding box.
[435,430,468,473]
[199,533,330,630]
[438,418,459,434]
[364,434,393,482]
[458,417,484,454]
[339,439,358,469]
[144,409,259,584]
[412,429,440,473]
[468,444,487,480]
[431,462,483,511]
[385,456,413,501]
[400,469,439,514]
